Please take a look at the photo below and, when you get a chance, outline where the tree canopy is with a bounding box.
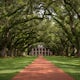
[0,0,80,57]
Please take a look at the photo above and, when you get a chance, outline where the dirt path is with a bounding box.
[12,56,74,80]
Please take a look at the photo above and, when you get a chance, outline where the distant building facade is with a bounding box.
[29,45,53,56]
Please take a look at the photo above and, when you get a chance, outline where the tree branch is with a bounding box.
[0,4,26,20]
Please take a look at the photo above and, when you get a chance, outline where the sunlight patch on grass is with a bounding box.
[45,56,80,80]
[0,56,36,80]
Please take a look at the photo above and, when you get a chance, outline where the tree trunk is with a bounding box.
[65,47,69,56]
[0,47,7,57]
[75,48,80,57]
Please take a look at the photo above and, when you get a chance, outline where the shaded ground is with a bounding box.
[12,56,74,80]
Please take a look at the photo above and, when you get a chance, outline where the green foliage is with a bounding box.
[0,0,80,57]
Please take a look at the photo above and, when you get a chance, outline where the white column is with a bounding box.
[43,48,44,56]
[45,48,46,56]
[39,48,40,55]
[32,48,34,56]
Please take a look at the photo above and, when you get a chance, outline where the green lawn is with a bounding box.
[45,56,80,80]
[0,56,36,80]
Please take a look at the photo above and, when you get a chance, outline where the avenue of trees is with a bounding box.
[0,0,80,57]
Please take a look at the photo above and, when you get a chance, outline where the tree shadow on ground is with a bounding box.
[0,72,18,80]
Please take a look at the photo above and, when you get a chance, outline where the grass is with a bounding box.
[0,56,36,80]
[45,56,80,80]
